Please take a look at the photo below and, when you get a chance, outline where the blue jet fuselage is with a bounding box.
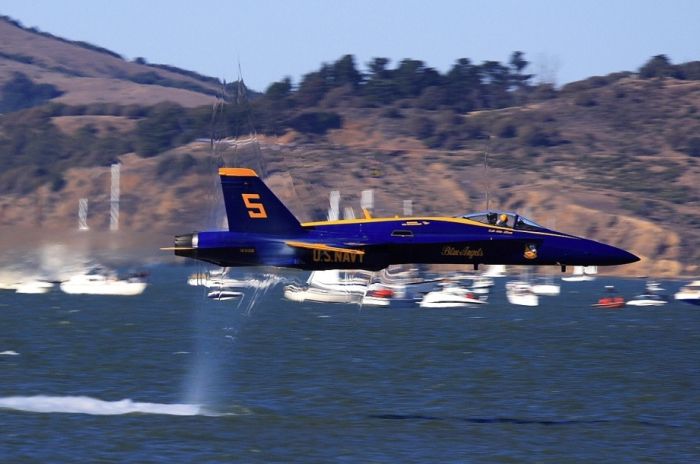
[172,169,639,271]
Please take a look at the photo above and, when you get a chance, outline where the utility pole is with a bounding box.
[110,163,120,231]
[78,198,89,230]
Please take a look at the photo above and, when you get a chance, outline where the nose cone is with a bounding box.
[557,239,640,266]
[605,245,640,265]
[585,241,640,266]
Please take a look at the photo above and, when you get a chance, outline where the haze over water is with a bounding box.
[1,266,699,462]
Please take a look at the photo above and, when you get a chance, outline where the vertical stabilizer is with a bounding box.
[219,168,302,235]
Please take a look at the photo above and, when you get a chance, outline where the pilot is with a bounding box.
[496,213,509,227]
[487,212,498,225]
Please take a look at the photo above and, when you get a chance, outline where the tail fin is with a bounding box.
[219,168,302,235]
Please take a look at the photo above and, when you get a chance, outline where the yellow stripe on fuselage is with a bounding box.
[285,241,365,255]
[301,216,573,239]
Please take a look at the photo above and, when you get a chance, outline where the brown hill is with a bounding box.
[0,16,218,107]
[1,17,699,277]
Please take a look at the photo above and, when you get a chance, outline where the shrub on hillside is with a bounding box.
[407,115,435,139]
[288,112,342,134]
[0,72,64,113]
[686,137,700,157]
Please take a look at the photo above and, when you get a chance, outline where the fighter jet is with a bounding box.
[168,168,639,271]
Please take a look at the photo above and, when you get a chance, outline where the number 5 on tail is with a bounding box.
[242,194,268,218]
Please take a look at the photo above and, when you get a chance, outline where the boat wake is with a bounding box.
[0,395,205,416]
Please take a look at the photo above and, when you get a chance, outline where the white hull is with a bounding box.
[207,290,242,301]
[562,266,597,282]
[418,287,486,308]
[561,276,595,282]
[626,299,667,307]
[60,281,147,296]
[531,284,560,296]
[674,281,700,305]
[283,285,357,304]
[361,296,390,307]
[506,293,538,306]
[60,273,147,295]
[482,265,507,278]
[15,281,54,294]
[505,282,538,306]
[187,274,262,289]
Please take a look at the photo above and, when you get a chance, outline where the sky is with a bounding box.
[2,0,700,92]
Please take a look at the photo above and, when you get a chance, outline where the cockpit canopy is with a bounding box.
[462,211,548,232]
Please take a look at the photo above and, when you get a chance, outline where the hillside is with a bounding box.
[1,16,699,277]
[0,16,219,107]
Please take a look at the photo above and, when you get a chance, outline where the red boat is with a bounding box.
[592,286,625,309]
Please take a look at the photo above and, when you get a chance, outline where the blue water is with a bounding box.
[1,267,699,463]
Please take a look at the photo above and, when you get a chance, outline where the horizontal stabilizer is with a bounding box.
[285,241,365,255]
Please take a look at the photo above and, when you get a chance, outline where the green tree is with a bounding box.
[445,58,482,112]
[394,59,441,98]
[330,54,362,89]
[295,65,331,106]
[639,55,675,78]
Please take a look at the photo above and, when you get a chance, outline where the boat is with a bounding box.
[0,281,19,291]
[283,284,357,303]
[206,288,242,301]
[283,269,369,304]
[305,270,370,295]
[505,281,538,306]
[531,276,560,296]
[418,284,486,308]
[15,280,54,294]
[674,280,700,306]
[645,280,665,293]
[626,293,667,307]
[592,285,625,309]
[59,268,147,296]
[482,264,507,278]
[360,287,393,307]
[187,270,256,288]
[372,265,432,299]
[561,265,597,282]
[467,275,494,295]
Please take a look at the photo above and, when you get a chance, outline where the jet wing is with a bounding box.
[285,241,365,256]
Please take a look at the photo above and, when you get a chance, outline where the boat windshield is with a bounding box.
[462,212,547,231]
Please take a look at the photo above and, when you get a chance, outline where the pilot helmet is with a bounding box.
[499,213,508,223]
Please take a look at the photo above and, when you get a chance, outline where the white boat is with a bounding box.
[361,295,391,307]
[373,265,424,299]
[674,280,700,306]
[15,280,54,294]
[307,270,370,295]
[206,289,242,301]
[60,269,147,296]
[360,285,394,307]
[561,266,597,282]
[283,269,369,304]
[482,265,507,278]
[531,276,560,296]
[469,275,494,294]
[187,273,210,286]
[283,284,357,303]
[626,293,667,307]
[505,281,538,306]
[0,281,19,291]
[646,281,665,293]
[418,285,486,308]
[187,272,257,289]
